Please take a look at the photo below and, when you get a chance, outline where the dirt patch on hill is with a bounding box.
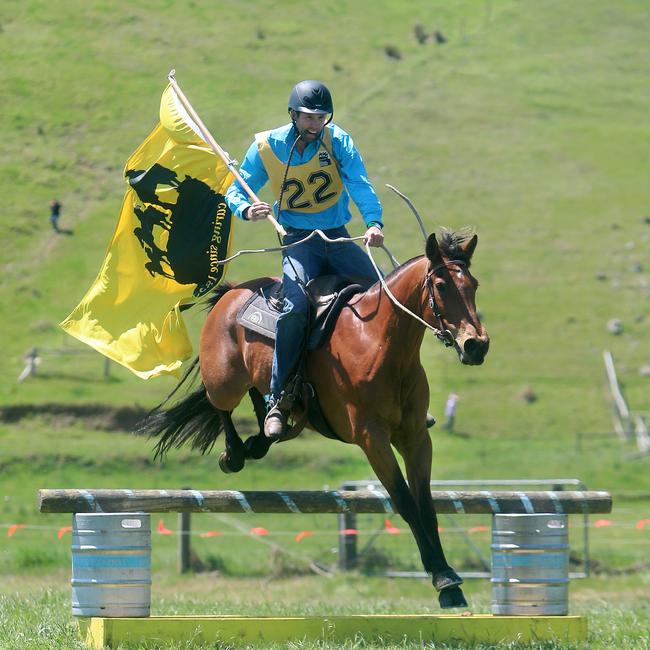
[0,403,151,432]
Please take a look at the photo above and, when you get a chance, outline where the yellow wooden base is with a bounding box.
[79,614,587,647]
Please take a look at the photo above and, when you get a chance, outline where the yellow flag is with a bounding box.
[61,83,235,379]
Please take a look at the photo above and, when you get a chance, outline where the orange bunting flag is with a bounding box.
[469,525,489,534]
[340,528,358,536]
[199,531,222,538]
[57,526,72,539]
[250,527,268,536]
[384,519,401,535]
[635,519,650,530]
[594,519,613,528]
[7,524,25,538]
[157,519,173,535]
[295,530,315,542]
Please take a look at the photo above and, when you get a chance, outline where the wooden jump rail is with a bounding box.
[38,488,613,515]
[41,487,610,647]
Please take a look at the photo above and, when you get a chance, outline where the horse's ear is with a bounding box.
[462,234,478,260]
[426,233,441,262]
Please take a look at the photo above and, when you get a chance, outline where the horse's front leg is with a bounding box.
[394,428,467,608]
[359,429,461,607]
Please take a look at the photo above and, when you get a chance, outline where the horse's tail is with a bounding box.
[136,282,237,458]
[135,357,224,459]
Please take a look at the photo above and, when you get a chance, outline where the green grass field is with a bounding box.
[1,0,649,647]
[1,575,649,649]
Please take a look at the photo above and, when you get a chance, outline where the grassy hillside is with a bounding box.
[1,4,650,647]
[1,2,649,497]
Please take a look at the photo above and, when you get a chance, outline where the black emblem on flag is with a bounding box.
[126,164,232,298]
[318,151,331,167]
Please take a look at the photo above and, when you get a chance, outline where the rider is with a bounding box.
[225,80,384,441]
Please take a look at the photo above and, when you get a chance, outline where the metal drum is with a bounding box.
[491,513,569,616]
[71,513,151,617]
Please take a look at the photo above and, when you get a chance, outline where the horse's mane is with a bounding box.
[438,227,476,267]
[380,254,422,284]
[379,228,476,286]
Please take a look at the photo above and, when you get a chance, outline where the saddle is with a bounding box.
[236,274,373,349]
[236,274,373,442]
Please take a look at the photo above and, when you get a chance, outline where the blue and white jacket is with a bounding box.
[225,122,383,231]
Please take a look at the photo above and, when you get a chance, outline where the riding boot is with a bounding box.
[263,394,291,442]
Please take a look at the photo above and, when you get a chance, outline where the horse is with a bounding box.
[140,229,489,609]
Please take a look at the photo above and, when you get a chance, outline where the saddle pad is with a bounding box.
[236,276,372,349]
[235,281,281,341]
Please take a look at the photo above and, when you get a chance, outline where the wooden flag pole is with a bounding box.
[167,70,286,237]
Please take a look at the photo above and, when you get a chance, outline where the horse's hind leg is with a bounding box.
[242,387,273,460]
[217,410,247,473]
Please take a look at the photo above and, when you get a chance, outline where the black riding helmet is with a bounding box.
[288,80,333,123]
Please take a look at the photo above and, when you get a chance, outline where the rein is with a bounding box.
[200,228,368,266]
[205,229,459,347]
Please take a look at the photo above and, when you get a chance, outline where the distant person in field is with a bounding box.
[225,80,384,441]
[49,199,62,232]
[443,393,459,432]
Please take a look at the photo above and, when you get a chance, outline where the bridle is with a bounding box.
[364,243,467,348]
[424,260,467,347]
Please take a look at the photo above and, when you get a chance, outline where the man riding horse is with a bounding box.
[225,80,385,441]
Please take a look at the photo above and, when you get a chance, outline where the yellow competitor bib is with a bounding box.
[255,127,344,214]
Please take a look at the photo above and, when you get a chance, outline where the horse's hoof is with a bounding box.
[438,586,468,609]
[432,568,463,592]
[218,451,245,473]
[244,434,273,459]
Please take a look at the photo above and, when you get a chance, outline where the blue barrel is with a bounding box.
[491,513,569,616]
[71,513,151,617]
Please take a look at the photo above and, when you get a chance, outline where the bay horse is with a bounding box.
[140,229,489,608]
